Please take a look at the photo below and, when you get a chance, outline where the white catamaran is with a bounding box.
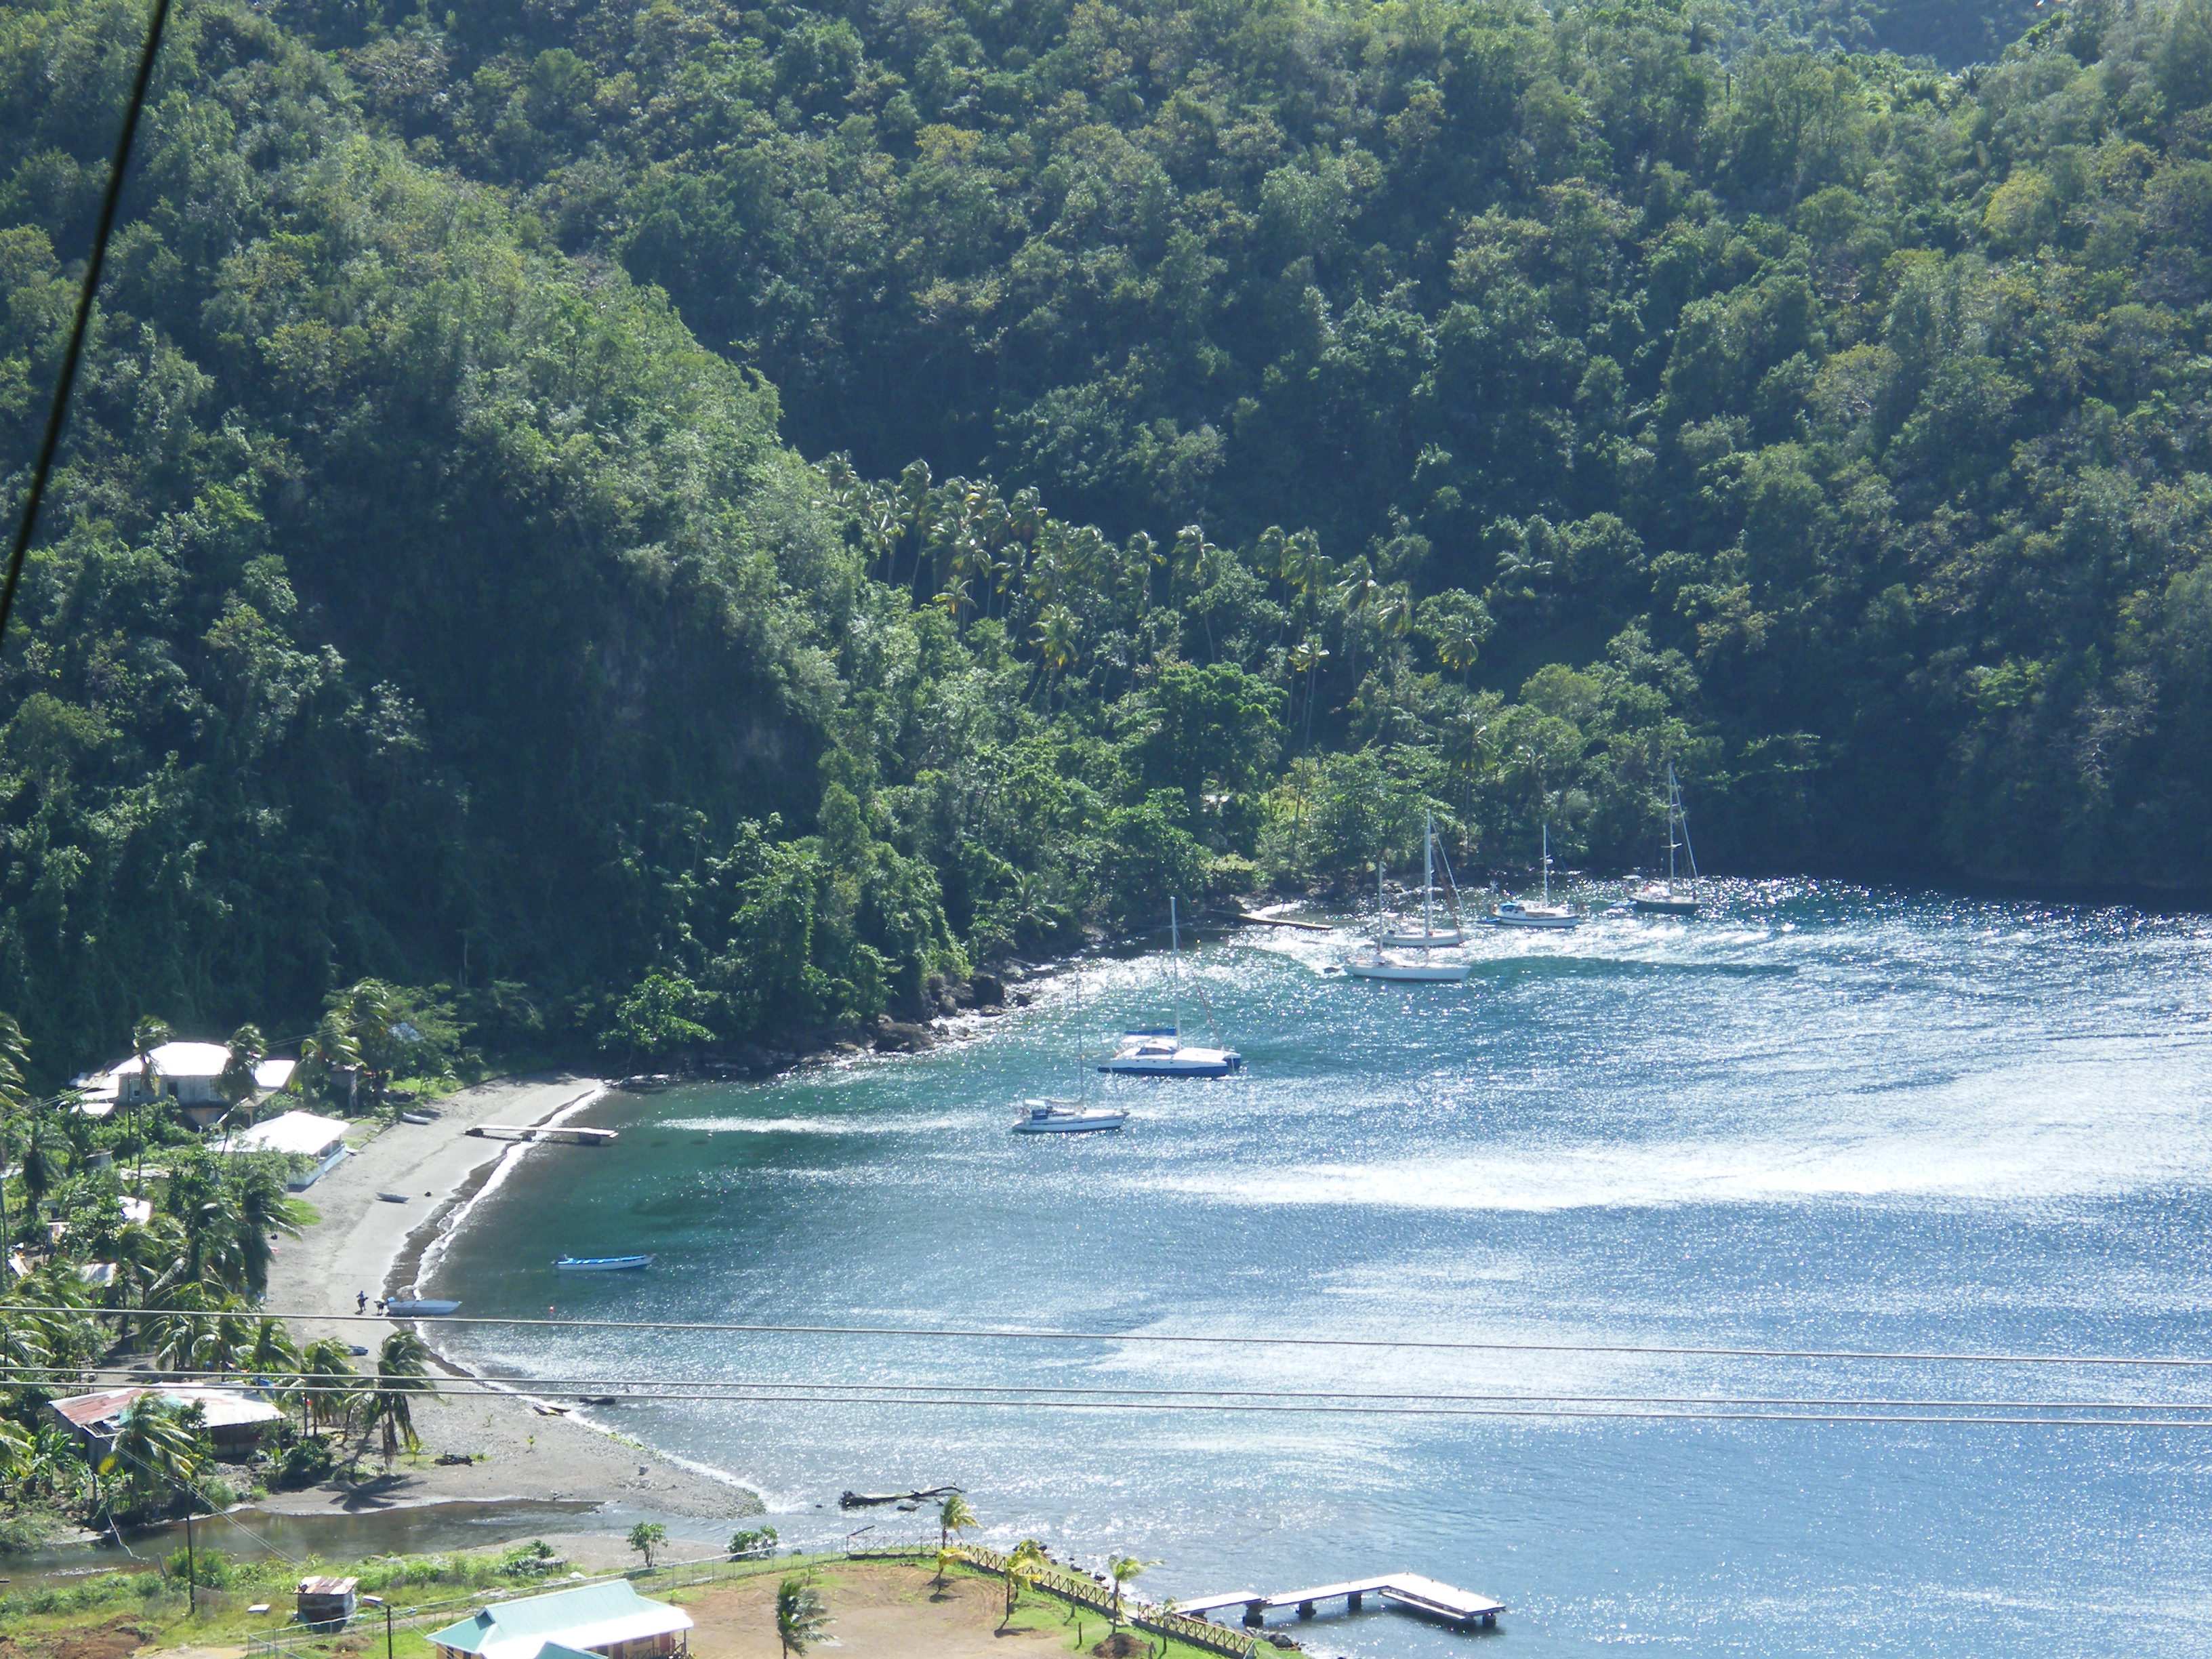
[1099,898,1244,1076]
[1632,762,1701,917]
[1345,835,1473,983]
[1483,822,1582,930]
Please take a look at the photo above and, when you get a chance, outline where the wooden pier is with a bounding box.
[464,1124,617,1145]
[1178,1572,1504,1632]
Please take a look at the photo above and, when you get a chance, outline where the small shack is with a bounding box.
[428,1582,693,1659]
[226,1111,350,1189]
[297,1577,359,1629]
[47,1385,283,1459]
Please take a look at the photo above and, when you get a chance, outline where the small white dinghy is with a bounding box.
[552,1254,655,1271]
[1012,1099,1129,1135]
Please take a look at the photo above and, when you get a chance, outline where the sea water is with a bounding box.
[428,884,2212,1656]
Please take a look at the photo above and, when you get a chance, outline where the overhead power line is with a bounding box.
[0,0,174,653]
[12,1304,2209,1370]
[7,1361,2212,1416]
[8,1370,2212,1429]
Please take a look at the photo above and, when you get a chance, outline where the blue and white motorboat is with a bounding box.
[552,1254,655,1271]
[1012,1099,1129,1134]
[383,1298,461,1316]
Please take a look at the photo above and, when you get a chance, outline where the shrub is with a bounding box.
[729,1525,779,1559]
[276,1439,337,1487]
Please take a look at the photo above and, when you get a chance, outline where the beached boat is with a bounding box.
[397,1110,435,1125]
[1482,823,1582,930]
[1100,899,1243,1076]
[1012,1099,1129,1134]
[384,1298,460,1316]
[552,1254,655,1271]
[1632,762,1702,916]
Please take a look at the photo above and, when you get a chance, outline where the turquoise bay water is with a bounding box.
[428,885,2212,1656]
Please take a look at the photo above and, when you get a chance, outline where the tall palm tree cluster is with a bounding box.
[814,457,1458,728]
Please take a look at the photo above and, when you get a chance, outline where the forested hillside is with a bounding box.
[3,0,2211,1071]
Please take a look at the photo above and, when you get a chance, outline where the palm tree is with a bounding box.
[0,1416,30,1481]
[127,1016,171,1173]
[216,1025,266,1122]
[228,1158,306,1296]
[366,1329,434,1465]
[775,1576,830,1658]
[299,1338,359,1437]
[14,1108,62,1225]
[102,1394,200,1519]
[0,1011,31,1243]
[937,1490,977,1554]
[244,1317,299,1378]
[1106,1555,1159,1627]
[1001,1538,1047,1627]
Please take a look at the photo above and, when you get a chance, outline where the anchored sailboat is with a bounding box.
[1482,823,1582,930]
[1632,763,1700,917]
[1380,812,1467,949]
[1346,842,1473,983]
[1100,898,1244,1076]
[1017,955,1131,1132]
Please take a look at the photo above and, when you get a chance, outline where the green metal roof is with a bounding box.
[426,1582,691,1659]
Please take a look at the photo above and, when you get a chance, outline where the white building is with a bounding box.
[224,1109,351,1188]
[74,1042,296,1126]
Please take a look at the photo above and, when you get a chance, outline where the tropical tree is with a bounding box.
[628,1521,668,1569]
[216,1025,268,1136]
[936,1490,977,1553]
[228,1158,308,1296]
[0,1012,30,1242]
[102,1395,201,1518]
[775,1576,830,1658]
[299,1338,359,1436]
[933,1543,962,1591]
[365,1330,435,1465]
[0,1416,31,1482]
[1002,1538,1048,1626]
[128,1017,172,1150]
[1107,1555,1159,1626]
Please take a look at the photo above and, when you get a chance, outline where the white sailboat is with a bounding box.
[1016,958,1130,1133]
[1379,812,1467,949]
[1012,1099,1129,1134]
[1632,763,1700,916]
[1345,848,1473,983]
[1099,899,1244,1076]
[1483,823,1582,930]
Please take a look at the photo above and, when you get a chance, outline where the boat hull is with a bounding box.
[1106,1057,1247,1084]
[384,1299,460,1316]
[554,1255,655,1271]
[1013,1115,1127,1134]
[1632,896,1700,916]
[1380,930,1466,949]
[1345,956,1471,983]
[1481,912,1582,930]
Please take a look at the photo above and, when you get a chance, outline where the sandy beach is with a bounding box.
[260,1075,752,1521]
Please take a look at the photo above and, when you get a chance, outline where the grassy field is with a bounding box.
[0,1552,1254,1659]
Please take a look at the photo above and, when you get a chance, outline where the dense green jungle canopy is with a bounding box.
[2,0,2211,1070]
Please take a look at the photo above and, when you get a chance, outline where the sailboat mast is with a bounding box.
[1542,823,1551,905]
[1422,813,1435,939]
[1170,896,1182,1036]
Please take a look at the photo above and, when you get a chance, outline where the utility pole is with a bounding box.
[362,1595,392,1659]
[184,1509,197,1614]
